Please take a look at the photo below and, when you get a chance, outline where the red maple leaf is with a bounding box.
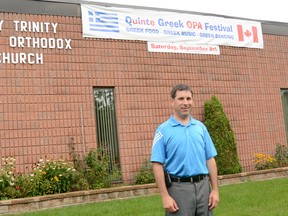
[244,30,252,37]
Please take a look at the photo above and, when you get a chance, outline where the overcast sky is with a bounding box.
[89,0,287,23]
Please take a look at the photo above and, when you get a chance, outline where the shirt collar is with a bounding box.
[169,115,197,127]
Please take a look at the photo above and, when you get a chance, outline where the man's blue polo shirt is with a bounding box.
[150,115,217,177]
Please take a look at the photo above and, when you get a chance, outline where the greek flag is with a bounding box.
[88,10,119,32]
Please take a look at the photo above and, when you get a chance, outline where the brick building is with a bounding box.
[0,0,288,183]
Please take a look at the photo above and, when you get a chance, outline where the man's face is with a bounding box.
[171,90,193,120]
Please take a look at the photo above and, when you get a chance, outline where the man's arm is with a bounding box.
[206,157,220,210]
[153,162,179,213]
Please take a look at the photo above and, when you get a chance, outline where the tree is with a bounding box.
[204,95,242,175]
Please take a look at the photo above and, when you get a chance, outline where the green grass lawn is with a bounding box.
[8,177,288,216]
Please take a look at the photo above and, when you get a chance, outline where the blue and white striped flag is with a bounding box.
[88,10,119,32]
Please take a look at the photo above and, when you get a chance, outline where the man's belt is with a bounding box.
[170,174,208,183]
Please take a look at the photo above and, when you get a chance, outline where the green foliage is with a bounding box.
[253,144,288,170]
[0,157,82,200]
[32,158,77,194]
[204,95,242,175]
[71,148,122,190]
[0,147,121,200]
[84,149,109,189]
[134,160,155,185]
[0,157,25,200]
[253,153,278,170]
[274,144,288,167]
[83,148,118,189]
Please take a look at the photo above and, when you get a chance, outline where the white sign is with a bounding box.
[81,4,263,49]
[148,42,220,55]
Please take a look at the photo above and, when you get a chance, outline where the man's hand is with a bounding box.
[208,189,219,210]
[162,195,179,213]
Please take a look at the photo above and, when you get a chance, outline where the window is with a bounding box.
[93,87,120,173]
[281,89,288,143]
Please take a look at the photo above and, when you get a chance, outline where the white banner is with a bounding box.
[148,42,220,55]
[81,4,263,49]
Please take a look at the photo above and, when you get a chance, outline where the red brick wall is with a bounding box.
[0,12,287,182]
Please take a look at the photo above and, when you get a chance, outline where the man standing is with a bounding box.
[151,84,219,216]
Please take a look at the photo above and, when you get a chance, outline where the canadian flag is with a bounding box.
[237,25,259,43]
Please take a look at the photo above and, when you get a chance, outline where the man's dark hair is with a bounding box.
[170,84,193,99]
